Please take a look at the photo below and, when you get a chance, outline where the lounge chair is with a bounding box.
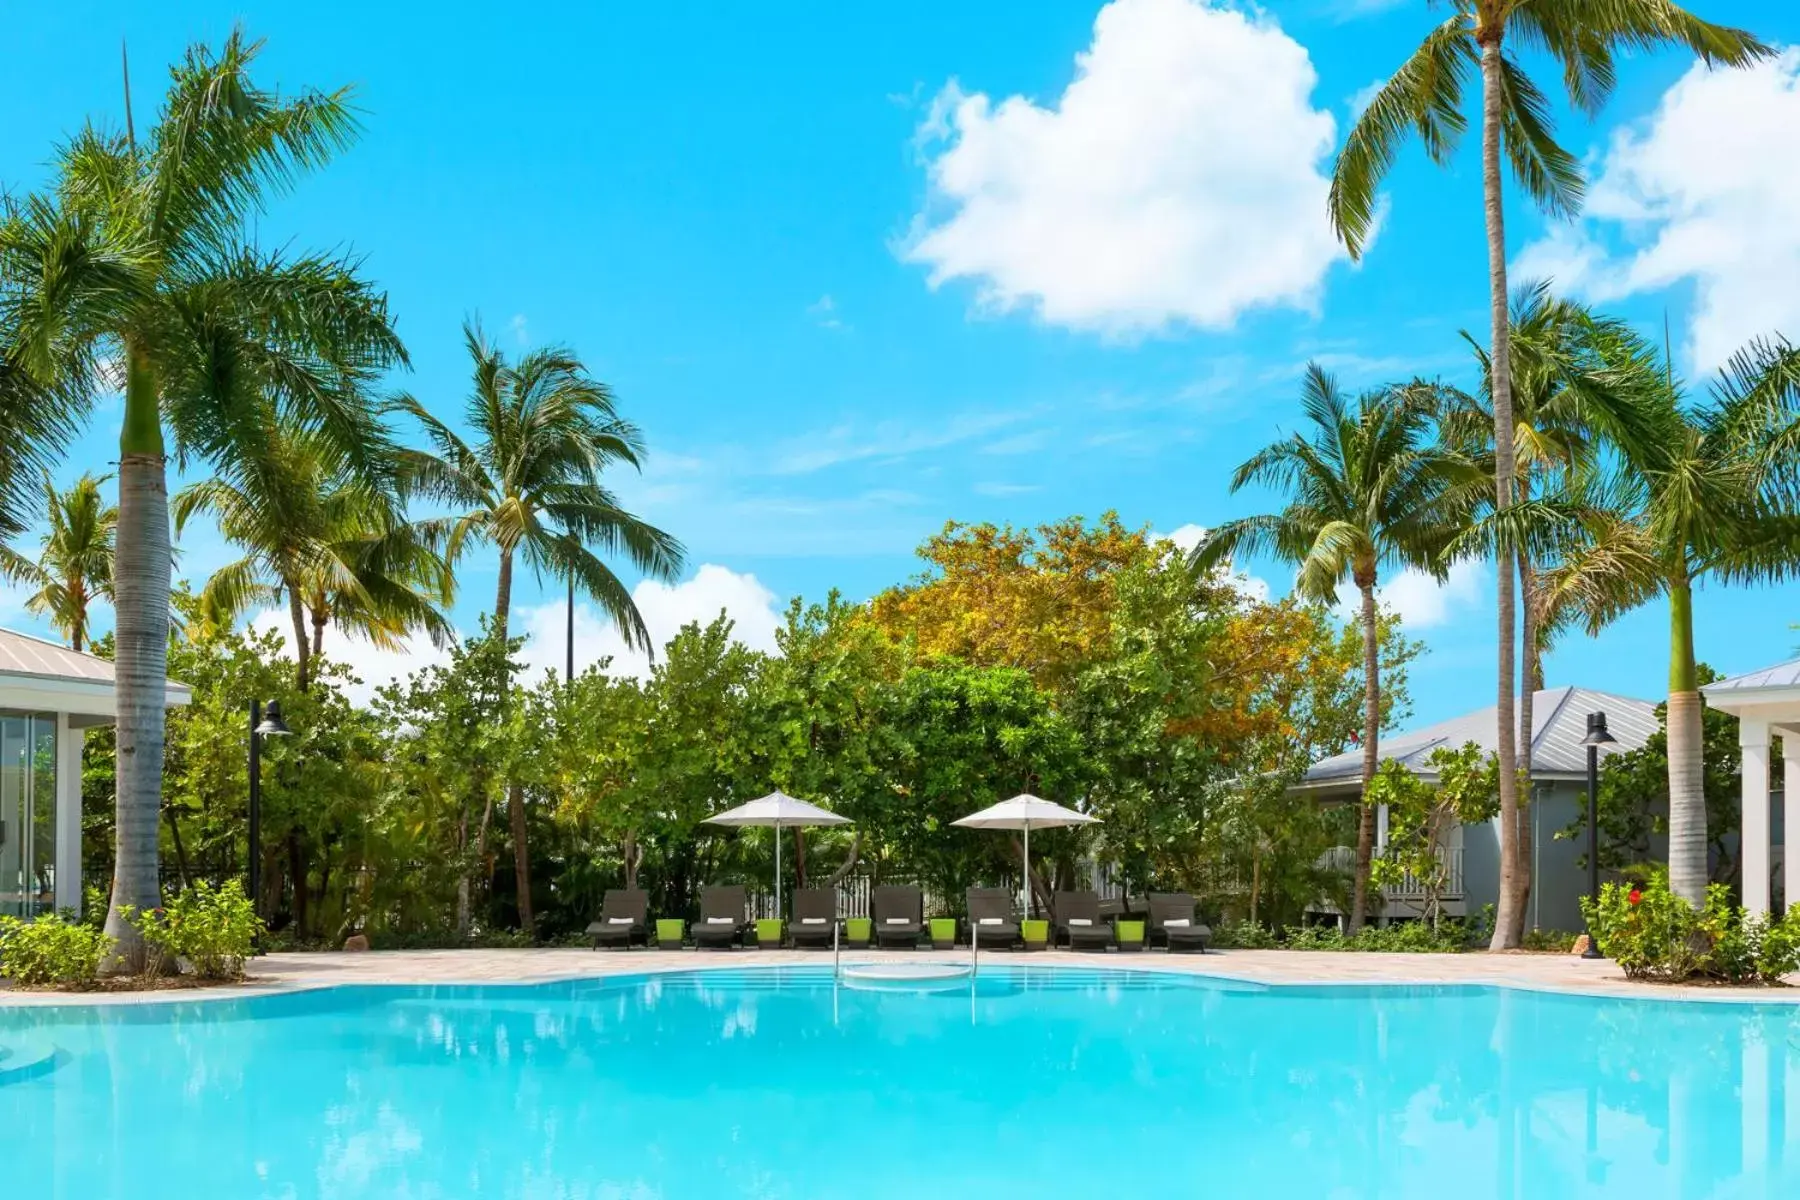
[585,888,648,949]
[872,885,923,948]
[691,885,749,949]
[1149,892,1212,953]
[1055,890,1114,952]
[966,886,1021,950]
[790,887,838,949]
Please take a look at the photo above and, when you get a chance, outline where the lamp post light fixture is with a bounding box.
[248,699,294,920]
[1581,711,1616,960]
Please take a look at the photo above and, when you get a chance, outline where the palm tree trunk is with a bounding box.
[1350,577,1381,934]
[1666,574,1707,904]
[493,547,535,934]
[102,341,172,974]
[310,601,327,664]
[288,583,312,692]
[1511,552,1538,944]
[1479,32,1524,952]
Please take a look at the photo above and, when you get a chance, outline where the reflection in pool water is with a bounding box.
[3,966,1798,1197]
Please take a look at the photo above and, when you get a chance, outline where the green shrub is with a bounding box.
[1279,920,1466,953]
[127,880,260,981]
[1520,928,1580,953]
[0,912,112,989]
[1581,874,1708,982]
[1210,919,1279,950]
[1582,872,1800,984]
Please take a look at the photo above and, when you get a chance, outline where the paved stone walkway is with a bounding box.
[4,945,1797,1007]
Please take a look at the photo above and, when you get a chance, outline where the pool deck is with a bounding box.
[4,946,1798,1007]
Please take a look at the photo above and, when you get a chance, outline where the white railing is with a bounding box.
[1383,847,1465,900]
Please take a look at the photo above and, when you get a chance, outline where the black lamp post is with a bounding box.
[1581,711,1616,960]
[248,699,293,919]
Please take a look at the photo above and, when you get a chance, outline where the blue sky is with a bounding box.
[3,0,1797,725]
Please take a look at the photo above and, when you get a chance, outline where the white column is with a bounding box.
[1742,719,1771,916]
[1785,732,1800,914]
[54,714,84,914]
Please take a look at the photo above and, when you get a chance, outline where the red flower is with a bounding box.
[1627,889,1643,906]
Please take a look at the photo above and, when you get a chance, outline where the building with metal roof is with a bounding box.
[1299,685,1660,933]
[1703,659,1800,916]
[1,626,191,919]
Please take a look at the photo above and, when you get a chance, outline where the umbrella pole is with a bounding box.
[1023,823,1031,919]
[775,823,783,920]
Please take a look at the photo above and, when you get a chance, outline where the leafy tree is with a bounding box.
[1366,743,1500,927]
[868,513,1153,693]
[1189,366,1473,931]
[1543,340,1800,902]
[879,661,1085,915]
[14,471,117,651]
[372,625,519,937]
[395,321,683,932]
[1329,0,1768,949]
[0,30,407,968]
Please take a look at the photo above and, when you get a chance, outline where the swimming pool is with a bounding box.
[3,964,1797,1197]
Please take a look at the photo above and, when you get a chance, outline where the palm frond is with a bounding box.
[1328,15,1476,258]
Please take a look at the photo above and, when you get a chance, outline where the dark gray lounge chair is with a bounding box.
[692,885,749,949]
[790,887,838,948]
[966,886,1021,950]
[586,888,648,949]
[1149,892,1212,953]
[1055,890,1114,951]
[872,885,923,948]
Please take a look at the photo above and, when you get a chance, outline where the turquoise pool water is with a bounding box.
[4,965,1799,1197]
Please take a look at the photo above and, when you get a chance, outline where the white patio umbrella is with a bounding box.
[952,794,1098,918]
[704,791,851,917]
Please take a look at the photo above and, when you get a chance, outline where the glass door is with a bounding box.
[0,712,56,918]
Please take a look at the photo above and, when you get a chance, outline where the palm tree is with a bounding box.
[1543,338,1800,903]
[15,472,119,652]
[0,31,406,968]
[174,425,454,690]
[1329,0,1768,948]
[1189,366,1476,931]
[396,321,684,933]
[1438,285,1658,938]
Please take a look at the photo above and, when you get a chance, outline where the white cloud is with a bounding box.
[1347,77,1387,120]
[1512,51,1800,371]
[1358,559,1486,631]
[902,0,1345,335]
[972,481,1041,498]
[509,313,530,346]
[514,563,784,682]
[807,294,846,331]
[1152,524,1272,602]
[249,609,453,707]
[249,565,786,703]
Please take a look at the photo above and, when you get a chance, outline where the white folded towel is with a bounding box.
[978,917,1003,926]
[706,916,736,925]
[1067,918,1092,926]
[1164,918,1190,928]
[800,917,827,925]
[885,917,910,925]
[608,917,634,925]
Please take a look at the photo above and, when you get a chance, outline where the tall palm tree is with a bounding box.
[16,471,118,652]
[0,31,406,968]
[174,425,454,690]
[1438,285,1657,938]
[396,322,684,932]
[1329,0,1768,948]
[1189,366,1476,931]
[1543,338,1800,903]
